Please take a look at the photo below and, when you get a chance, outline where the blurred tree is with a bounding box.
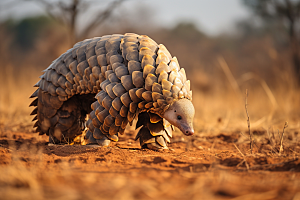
[4,16,52,50]
[170,22,206,42]
[3,0,124,46]
[242,0,300,84]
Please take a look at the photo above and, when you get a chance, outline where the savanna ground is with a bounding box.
[1,85,300,200]
[1,7,300,199]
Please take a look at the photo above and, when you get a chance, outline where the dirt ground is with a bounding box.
[0,123,300,200]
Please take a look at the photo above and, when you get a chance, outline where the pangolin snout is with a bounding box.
[184,128,194,136]
[179,124,194,136]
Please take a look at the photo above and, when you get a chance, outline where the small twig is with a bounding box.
[245,89,253,154]
[49,134,56,145]
[210,140,216,153]
[267,128,273,146]
[271,127,276,144]
[233,144,249,170]
[237,72,278,108]
[233,143,245,157]
[289,148,300,155]
[279,122,288,154]
[61,133,68,144]
[239,132,247,138]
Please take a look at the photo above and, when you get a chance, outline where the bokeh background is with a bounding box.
[0,0,299,134]
[1,1,300,199]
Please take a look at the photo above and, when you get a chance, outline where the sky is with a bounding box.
[0,0,251,36]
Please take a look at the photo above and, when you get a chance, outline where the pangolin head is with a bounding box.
[163,98,195,136]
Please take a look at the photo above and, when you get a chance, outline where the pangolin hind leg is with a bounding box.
[31,88,96,144]
[50,94,96,144]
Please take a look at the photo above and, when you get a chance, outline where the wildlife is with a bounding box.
[30,33,195,150]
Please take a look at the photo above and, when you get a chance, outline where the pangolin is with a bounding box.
[30,33,195,150]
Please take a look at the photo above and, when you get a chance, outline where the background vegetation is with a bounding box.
[1,0,299,133]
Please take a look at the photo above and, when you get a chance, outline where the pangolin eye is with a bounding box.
[177,115,182,120]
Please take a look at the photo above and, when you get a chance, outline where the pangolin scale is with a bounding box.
[30,33,195,150]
